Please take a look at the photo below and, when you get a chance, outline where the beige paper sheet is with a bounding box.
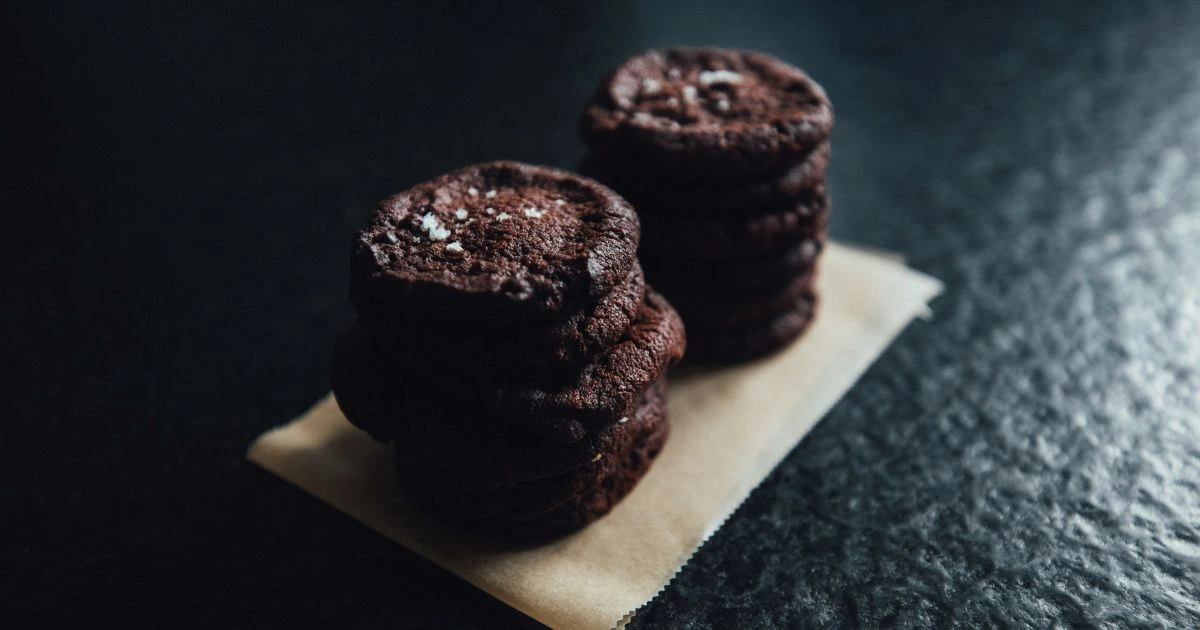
[247,242,942,630]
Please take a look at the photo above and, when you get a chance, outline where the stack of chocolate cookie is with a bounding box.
[331,161,685,540]
[581,48,834,363]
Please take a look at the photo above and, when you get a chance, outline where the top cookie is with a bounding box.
[581,48,833,179]
[351,161,640,325]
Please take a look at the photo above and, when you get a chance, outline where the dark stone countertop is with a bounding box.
[6,1,1199,627]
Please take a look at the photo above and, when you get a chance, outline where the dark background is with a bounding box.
[6,0,1200,627]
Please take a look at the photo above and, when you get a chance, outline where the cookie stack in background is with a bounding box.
[581,48,834,363]
[331,162,685,540]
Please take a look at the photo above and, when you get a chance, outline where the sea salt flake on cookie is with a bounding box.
[698,69,743,86]
[420,212,452,241]
[524,207,545,218]
[455,208,469,220]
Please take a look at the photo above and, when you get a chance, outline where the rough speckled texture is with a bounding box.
[8,1,1200,628]
[351,161,640,325]
[582,48,834,179]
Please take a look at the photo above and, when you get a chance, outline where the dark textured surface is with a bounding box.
[6,1,1200,628]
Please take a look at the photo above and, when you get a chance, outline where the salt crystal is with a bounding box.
[485,190,497,199]
[667,68,681,80]
[682,85,698,103]
[698,69,743,86]
[496,212,511,221]
[467,187,479,196]
[716,98,731,112]
[641,78,661,95]
[524,207,545,218]
[554,199,566,206]
[445,241,464,253]
[419,212,451,241]
[454,208,469,220]
[485,207,495,215]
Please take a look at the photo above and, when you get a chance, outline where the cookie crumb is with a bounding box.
[523,207,545,218]
[496,212,511,221]
[467,187,479,196]
[445,241,464,253]
[485,190,497,199]
[698,69,743,86]
[454,208,469,220]
[591,453,603,462]
[641,78,661,95]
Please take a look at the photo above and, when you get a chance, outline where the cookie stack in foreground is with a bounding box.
[581,48,833,363]
[331,162,685,540]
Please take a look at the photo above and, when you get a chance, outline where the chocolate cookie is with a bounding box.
[404,408,670,541]
[366,263,646,384]
[641,236,823,292]
[639,188,829,259]
[389,378,668,493]
[581,142,830,214]
[494,287,683,443]
[656,267,815,328]
[686,292,819,364]
[331,288,685,449]
[351,161,640,329]
[397,378,667,519]
[581,48,834,179]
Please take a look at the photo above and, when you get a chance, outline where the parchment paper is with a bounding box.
[247,242,943,629]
